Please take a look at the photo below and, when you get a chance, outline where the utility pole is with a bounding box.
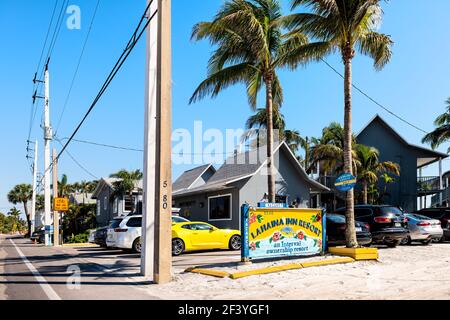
[30,140,38,237]
[141,0,172,284]
[52,149,60,246]
[44,62,53,246]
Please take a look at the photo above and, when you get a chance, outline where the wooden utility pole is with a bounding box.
[52,149,60,246]
[141,0,172,284]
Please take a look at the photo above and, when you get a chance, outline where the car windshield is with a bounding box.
[380,207,404,216]
[109,219,123,228]
[172,216,190,223]
[328,214,346,223]
[408,214,432,221]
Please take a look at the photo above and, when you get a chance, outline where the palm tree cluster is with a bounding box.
[423,98,450,153]
[191,0,393,247]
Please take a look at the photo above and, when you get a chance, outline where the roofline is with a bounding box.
[186,164,215,190]
[357,114,448,160]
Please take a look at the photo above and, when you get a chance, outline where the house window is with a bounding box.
[113,198,118,214]
[97,200,101,216]
[123,195,135,212]
[104,196,107,210]
[208,194,232,221]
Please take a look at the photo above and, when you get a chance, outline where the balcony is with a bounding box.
[417,176,442,195]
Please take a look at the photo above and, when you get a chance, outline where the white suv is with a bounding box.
[106,215,190,253]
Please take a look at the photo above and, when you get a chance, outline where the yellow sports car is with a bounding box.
[172,222,241,256]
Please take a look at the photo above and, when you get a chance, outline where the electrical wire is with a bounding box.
[31,1,157,193]
[320,58,428,134]
[55,0,101,135]
[55,138,98,179]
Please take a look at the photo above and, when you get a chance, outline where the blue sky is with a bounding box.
[1,0,450,214]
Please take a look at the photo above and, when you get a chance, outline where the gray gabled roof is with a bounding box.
[173,164,215,192]
[173,142,329,198]
[357,114,448,168]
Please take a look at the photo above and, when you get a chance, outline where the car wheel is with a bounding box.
[405,236,412,245]
[172,238,185,256]
[386,240,400,248]
[229,235,241,250]
[132,237,142,253]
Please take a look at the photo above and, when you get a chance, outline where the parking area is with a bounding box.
[2,235,449,300]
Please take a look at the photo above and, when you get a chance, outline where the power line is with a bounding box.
[55,139,98,179]
[320,58,428,134]
[57,136,144,152]
[55,0,101,135]
[32,1,157,194]
[56,2,156,162]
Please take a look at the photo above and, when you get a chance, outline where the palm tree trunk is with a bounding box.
[265,74,276,203]
[363,180,368,204]
[23,201,31,238]
[343,49,358,248]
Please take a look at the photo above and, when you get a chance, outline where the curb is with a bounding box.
[328,247,379,260]
[186,257,358,280]
[62,243,99,248]
[185,267,230,278]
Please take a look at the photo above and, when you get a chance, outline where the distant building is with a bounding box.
[356,115,448,212]
[91,178,143,227]
[172,142,329,230]
[69,193,96,206]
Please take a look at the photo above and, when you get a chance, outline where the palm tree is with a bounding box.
[7,207,22,233]
[422,98,450,153]
[7,184,33,237]
[79,180,91,205]
[311,122,358,174]
[354,145,400,204]
[284,0,393,247]
[58,174,73,197]
[110,170,143,213]
[190,0,311,202]
[242,108,305,156]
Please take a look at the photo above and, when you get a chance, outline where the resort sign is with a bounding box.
[334,173,357,192]
[241,205,326,261]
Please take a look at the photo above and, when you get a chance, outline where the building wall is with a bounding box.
[358,122,418,212]
[173,188,241,230]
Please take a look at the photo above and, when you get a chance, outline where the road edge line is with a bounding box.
[9,238,61,300]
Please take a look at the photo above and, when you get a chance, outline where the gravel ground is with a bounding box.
[143,243,450,300]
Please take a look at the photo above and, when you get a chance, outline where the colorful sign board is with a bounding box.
[334,173,357,192]
[53,197,69,211]
[241,205,326,260]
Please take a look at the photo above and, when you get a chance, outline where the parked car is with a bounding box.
[326,214,372,246]
[414,208,450,242]
[172,222,241,256]
[404,213,443,245]
[94,226,110,247]
[335,205,408,247]
[88,229,96,244]
[105,217,126,249]
[30,228,45,244]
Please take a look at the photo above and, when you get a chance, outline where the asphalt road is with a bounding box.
[0,234,240,300]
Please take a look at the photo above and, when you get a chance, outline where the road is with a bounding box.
[2,234,449,300]
[0,234,240,300]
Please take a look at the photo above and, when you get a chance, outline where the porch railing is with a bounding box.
[417,176,441,193]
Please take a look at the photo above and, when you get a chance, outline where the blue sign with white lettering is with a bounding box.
[334,173,357,192]
[257,202,288,208]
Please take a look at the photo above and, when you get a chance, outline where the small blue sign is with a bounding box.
[257,202,288,208]
[335,173,357,192]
